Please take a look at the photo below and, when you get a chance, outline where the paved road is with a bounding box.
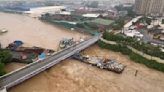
[0,35,100,91]
[140,29,152,43]
[140,29,164,45]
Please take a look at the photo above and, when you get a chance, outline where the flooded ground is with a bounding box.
[8,45,164,92]
[4,62,27,73]
[0,12,87,50]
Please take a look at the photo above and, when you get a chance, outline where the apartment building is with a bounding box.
[135,0,164,16]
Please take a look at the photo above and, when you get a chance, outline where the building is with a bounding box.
[121,0,135,4]
[123,16,142,31]
[118,11,128,17]
[135,0,164,16]
[82,13,100,18]
[24,6,66,17]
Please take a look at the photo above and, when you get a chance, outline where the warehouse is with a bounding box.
[24,6,66,17]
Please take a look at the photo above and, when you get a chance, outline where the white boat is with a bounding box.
[0,29,8,33]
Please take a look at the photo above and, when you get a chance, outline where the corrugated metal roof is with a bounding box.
[82,13,100,18]
[124,16,142,28]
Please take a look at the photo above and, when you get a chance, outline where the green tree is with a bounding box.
[127,9,136,17]
[162,19,164,24]
[112,18,125,30]
[141,17,152,25]
[114,5,124,11]
[89,1,99,8]
[0,63,5,76]
[146,18,152,25]
[0,50,12,64]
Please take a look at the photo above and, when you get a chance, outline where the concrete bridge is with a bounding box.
[0,35,100,92]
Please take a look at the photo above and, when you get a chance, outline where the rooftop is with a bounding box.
[124,16,142,28]
[91,18,114,25]
[82,13,100,18]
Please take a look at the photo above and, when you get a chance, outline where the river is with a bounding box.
[1,12,164,92]
[8,45,164,92]
[0,12,88,74]
[0,12,87,50]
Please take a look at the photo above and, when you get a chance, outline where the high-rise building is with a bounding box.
[135,0,164,16]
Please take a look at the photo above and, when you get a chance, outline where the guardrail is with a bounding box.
[0,35,100,91]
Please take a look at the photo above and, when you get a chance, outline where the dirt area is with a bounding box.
[8,45,164,92]
[4,63,27,73]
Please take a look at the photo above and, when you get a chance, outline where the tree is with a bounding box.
[89,1,99,8]
[141,17,152,25]
[145,18,152,25]
[112,18,125,30]
[112,24,122,30]
[0,50,12,64]
[127,9,136,17]
[115,5,124,11]
[116,18,125,25]
[162,19,164,24]
[0,63,5,76]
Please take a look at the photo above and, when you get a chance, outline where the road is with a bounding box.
[140,29,164,45]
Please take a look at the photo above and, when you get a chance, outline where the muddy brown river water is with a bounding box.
[0,12,87,50]
[1,12,164,92]
[8,45,164,92]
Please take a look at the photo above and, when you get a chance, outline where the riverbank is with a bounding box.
[8,45,164,92]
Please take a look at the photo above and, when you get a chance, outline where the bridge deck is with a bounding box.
[0,36,100,91]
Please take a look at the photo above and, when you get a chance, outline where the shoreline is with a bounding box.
[0,12,88,50]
